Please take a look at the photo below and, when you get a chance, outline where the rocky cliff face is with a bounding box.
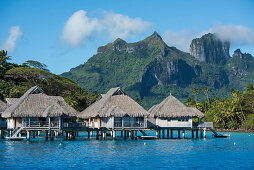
[190,33,230,64]
[227,49,254,76]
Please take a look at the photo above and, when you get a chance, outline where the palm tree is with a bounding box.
[203,87,209,102]
[192,88,198,103]
[245,83,254,93]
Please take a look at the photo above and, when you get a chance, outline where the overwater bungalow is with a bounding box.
[1,86,80,139]
[149,94,207,128]
[78,87,149,130]
[0,100,7,129]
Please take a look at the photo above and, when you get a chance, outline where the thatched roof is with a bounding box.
[0,100,7,114]
[78,87,149,118]
[149,94,204,118]
[2,86,77,118]
[6,98,19,107]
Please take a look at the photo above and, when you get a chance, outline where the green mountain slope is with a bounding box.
[62,32,254,109]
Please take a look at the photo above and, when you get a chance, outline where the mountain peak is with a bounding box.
[146,31,163,41]
[190,33,230,64]
[113,38,127,44]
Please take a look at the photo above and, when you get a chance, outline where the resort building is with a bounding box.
[0,100,7,129]
[2,86,79,138]
[78,87,149,130]
[149,94,205,128]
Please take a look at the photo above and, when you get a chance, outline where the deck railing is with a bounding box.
[114,121,145,128]
[22,121,60,128]
[195,122,213,128]
[63,122,86,128]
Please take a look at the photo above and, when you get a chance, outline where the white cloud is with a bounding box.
[61,10,152,46]
[163,24,254,52]
[62,10,99,46]
[162,29,196,52]
[1,26,22,52]
[102,12,152,39]
[204,24,254,45]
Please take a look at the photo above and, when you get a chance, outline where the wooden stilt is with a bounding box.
[192,130,194,138]
[121,131,123,138]
[167,129,169,139]
[103,131,106,140]
[96,131,99,140]
[33,131,35,138]
[135,130,137,140]
[171,129,173,138]
[46,130,48,140]
[129,131,131,138]
[38,131,40,136]
[178,130,180,139]
[200,130,203,138]
[156,130,158,138]
[162,129,165,139]
[124,130,127,139]
[113,130,116,140]
[182,130,185,139]
[27,131,30,141]
[88,131,90,139]
[158,129,161,138]
[131,130,134,140]
[90,131,93,137]
[0,130,3,139]
[50,130,54,141]
[196,129,198,138]
[204,128,206,138]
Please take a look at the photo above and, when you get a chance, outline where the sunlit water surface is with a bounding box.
[0,131,253,169]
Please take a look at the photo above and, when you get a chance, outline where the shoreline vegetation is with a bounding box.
[1,50,254,131]
[188,86,254,131]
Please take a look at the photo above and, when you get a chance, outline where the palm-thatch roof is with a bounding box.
[0,100,7,115]
[149,94,204,118]
[2,86,78,118]
[6,98,19,107]
[78,87,149,118]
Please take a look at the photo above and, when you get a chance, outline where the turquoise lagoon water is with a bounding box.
[0,131,253,169]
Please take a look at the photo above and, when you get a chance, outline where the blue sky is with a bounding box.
[0,0,254,74]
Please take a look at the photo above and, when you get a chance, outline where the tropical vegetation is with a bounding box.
[0,50,99,111]
[188,86,254,130]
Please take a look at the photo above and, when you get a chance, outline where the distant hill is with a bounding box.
[62,32,254,109]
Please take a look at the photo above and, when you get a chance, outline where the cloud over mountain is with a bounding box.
[163,24,254,52]
[62,10,152,46]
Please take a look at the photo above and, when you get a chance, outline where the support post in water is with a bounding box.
[27,131,30,141]
[167,129,169,139]
[46,130,48,140]
[135,130,137,140]
[124,130,127,139]
[178,129,181,139]
[182,129,185,139]
[96,131,99,140]
[192,130,194,138]
[204,128,206,138]
[113,130,116,140]
[196,129,198,138]
[171,129,173,138]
